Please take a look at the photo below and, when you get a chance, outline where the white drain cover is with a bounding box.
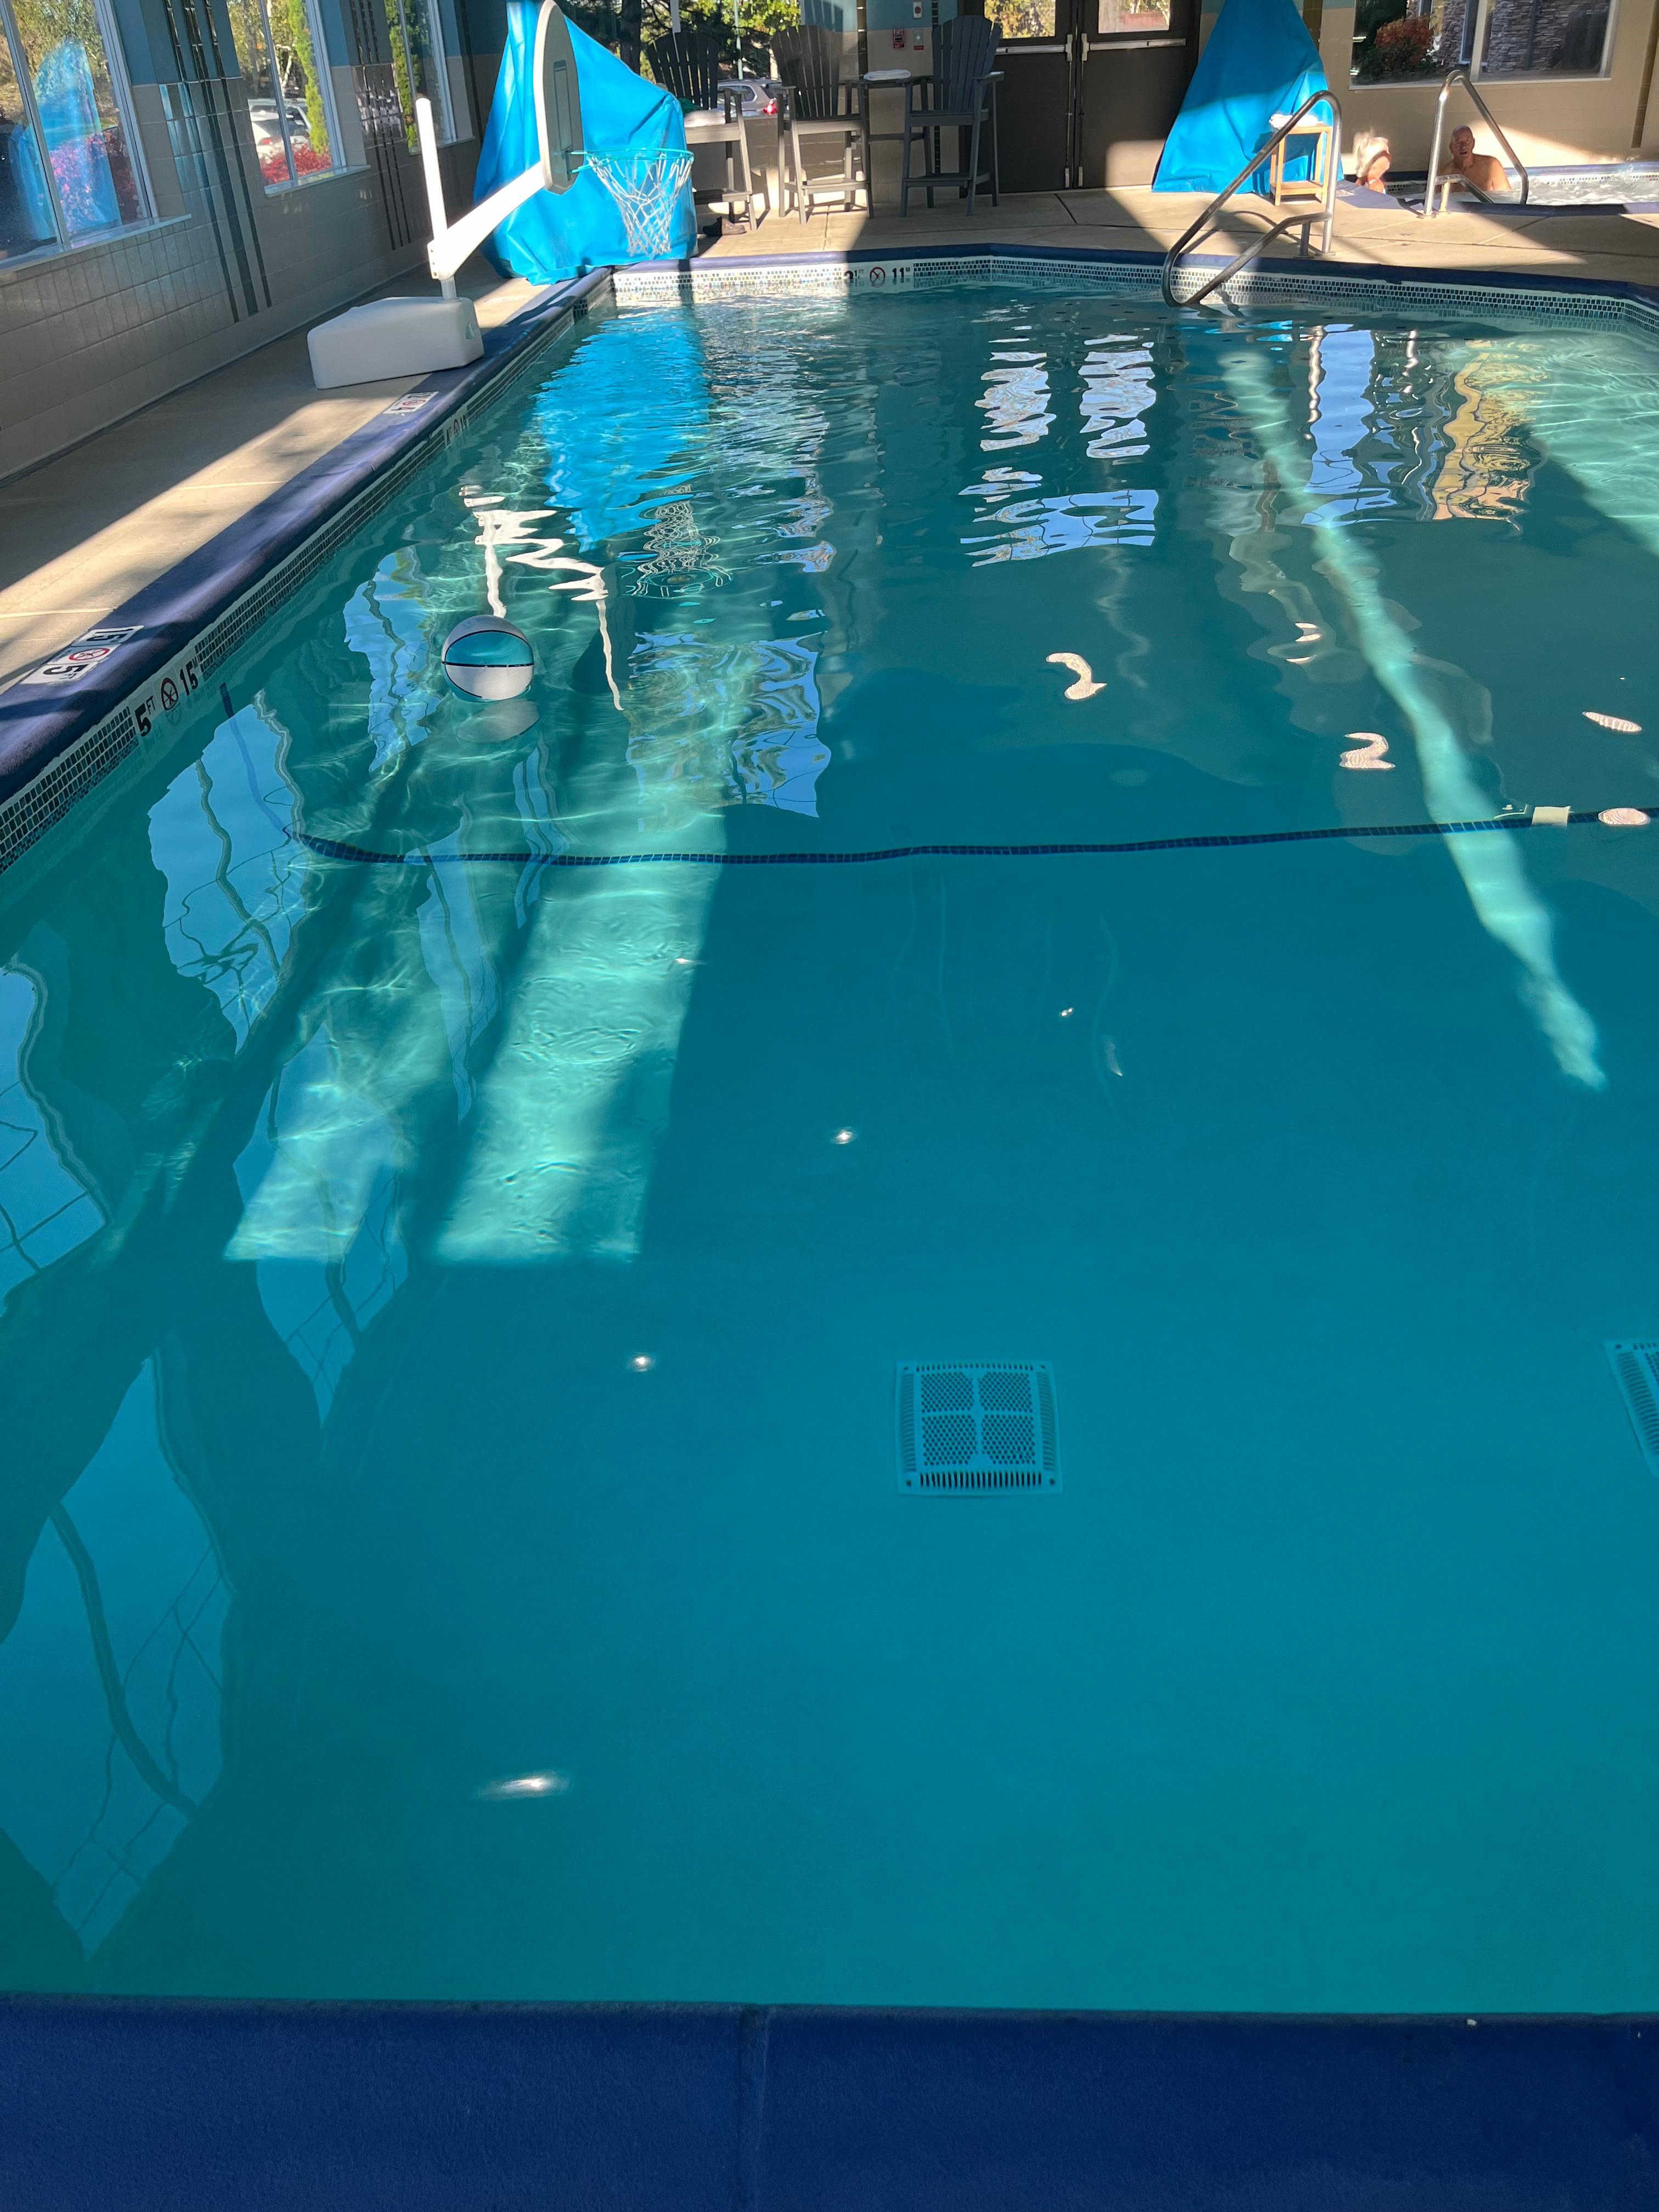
[1606,1341,1659,1474]
[895,1362,1060,1494]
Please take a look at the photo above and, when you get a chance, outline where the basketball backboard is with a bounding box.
[533,0,584,194]
[420,0,585,286]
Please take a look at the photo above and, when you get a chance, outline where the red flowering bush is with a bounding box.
[258,140,332,186]
[1370,14,1437,74]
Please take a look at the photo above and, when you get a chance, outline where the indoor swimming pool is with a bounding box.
[5,282,1659,2013]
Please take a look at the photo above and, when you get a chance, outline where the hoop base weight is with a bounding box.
[308,296,482,390]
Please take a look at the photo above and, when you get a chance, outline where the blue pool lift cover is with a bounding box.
[473,2,695,281]
[1153,0,1328,196]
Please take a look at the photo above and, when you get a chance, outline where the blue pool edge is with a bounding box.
[3,1995,1657,2209]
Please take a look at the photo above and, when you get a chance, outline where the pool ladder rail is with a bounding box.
[1160,90,1343,311]
[1422,65,1529,216]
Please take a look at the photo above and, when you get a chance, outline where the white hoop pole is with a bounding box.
[424,1,573,286]
[427,161,544,285]
[414,98,458,298]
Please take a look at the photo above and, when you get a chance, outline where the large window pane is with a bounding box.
[985,0,1058,37]
[0,16,59,260]
[228,0,292,184]
[1481,0,1610,75]
[1351,0,1452,83]
[1097,0,1180,32]
[7,0,146,236]
[265,0,334,168]
[230,0,337,190]
[387,0,454,150]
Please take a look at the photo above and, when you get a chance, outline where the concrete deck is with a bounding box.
[3,185,1656,693]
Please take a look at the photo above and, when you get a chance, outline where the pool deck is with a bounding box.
[2,185,1656,694]
[702,183,1659,287]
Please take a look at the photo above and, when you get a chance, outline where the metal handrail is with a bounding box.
[1161,88,1343,308]
[1423,66,1528,215]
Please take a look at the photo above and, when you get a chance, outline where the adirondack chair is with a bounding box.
[772,24,867,221]
[899,13,1000,216]
[646,31,761,227]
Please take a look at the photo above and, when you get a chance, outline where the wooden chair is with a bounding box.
[897,14,1000,217]
[1263,109,1334,214]
[645,32,761,228]
[772,25,867,222]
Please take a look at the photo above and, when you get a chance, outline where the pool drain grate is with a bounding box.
[896,1363,1060,1494]
[1605,1342,1659,1475]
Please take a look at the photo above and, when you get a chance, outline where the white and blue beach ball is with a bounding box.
[441,616,535,701]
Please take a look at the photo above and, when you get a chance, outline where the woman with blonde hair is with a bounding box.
[1349,131,1392,192]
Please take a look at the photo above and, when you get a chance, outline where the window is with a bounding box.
[0,0,150,263]
[229,0,342,188]
[1097,0,1181,31]
[1352,0,1450,82]
[386,0,461,150]
[1351,0,1611,84]
[1479,0,1611,76]
[983,0,1058,39]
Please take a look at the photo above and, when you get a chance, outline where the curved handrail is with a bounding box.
[1424,65,1528,216]
[1161,88,1344,308]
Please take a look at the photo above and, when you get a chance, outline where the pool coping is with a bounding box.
[5,239,1659,888]
[613,238,1659,327]
[3,1994,1656,2208]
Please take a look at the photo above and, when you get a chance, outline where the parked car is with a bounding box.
[247,97,312,150]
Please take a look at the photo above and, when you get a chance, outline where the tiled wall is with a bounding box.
[0,0,500,483]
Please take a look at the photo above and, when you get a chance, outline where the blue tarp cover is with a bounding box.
[1153,0,1328,196]
[474,3,695,281]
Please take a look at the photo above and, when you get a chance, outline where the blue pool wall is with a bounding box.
[4,1999,1658,2209]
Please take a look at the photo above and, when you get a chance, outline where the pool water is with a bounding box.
[5,287,1659,2010]
[1385,163,1659,209]
[1504,164,1659,206]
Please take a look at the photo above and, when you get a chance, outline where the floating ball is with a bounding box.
[442,616,534,701]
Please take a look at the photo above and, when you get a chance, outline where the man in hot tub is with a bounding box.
[1441,123,1510,198]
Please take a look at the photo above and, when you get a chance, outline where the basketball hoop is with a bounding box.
[585,149,693,261]
[419,0,585,294]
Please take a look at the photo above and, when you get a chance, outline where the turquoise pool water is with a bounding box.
[5,288,1659,2010]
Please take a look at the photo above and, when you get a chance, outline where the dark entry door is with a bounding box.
[986,0,1194,195]
[986,0,1076,194]
[1074,0,1196,188]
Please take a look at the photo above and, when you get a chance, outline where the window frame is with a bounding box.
[1348,0,1619,87]
[236,0,347,194]
[0,0,155,258]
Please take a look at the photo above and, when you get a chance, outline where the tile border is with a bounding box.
[613,240,1659,337]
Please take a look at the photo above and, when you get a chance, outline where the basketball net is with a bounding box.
[585,149,693,261]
